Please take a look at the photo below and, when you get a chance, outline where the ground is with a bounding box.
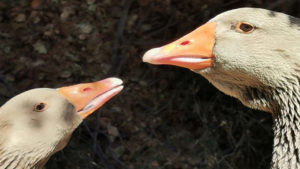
[0,0,299,169]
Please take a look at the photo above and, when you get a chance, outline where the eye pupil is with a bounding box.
[37,104,44,110]
[238,22,254,33]
[34,103,46,111]
[241,24,252,31]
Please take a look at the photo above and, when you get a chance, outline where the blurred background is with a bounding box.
[0,0,300,168]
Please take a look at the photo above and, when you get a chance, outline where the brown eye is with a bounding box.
[34,103,47,112]
[235,22,255,33]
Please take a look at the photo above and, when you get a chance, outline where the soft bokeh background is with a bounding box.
[0,0,300,168]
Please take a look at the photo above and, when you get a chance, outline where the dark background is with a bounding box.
[0,0,299,169]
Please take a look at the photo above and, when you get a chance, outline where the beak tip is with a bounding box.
[118,85,124,91]
[142,55,148,63]
[142,47,162,63]
[105,77,123,86]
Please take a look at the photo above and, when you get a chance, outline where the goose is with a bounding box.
[143,8,300,169]
[0,77,123,169]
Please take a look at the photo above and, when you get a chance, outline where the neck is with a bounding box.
[270,86,300,169]
[0,111,55,169]
[0,145,51,169]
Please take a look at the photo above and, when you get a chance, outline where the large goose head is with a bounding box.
[0,77,123,168]
[143,8,300,169]
[143,8,300,113]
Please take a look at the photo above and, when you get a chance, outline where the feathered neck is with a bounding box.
[0,147,50,169]
[0,115,53,169]
[245,83,300,169]
[270,86,300,169]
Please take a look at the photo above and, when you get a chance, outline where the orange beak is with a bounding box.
[57,77,123,119]
[142,22,216,70]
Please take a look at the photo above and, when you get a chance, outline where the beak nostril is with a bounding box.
[180,40,191,46]
[83,87,92,92]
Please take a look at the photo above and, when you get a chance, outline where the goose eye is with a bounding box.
[235,22,255,33]
[34,102,47,112]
